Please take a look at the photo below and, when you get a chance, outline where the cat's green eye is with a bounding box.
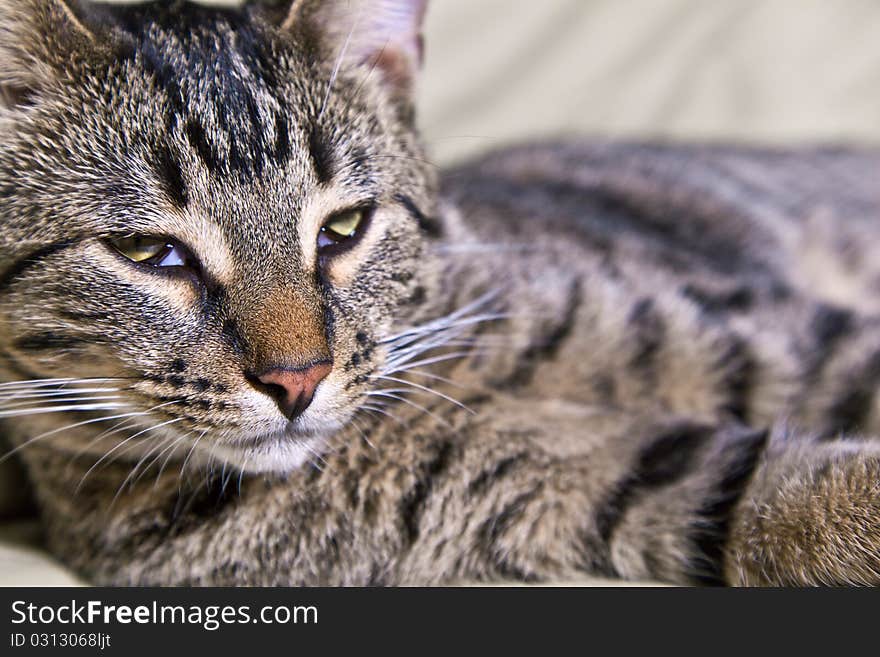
[318,207,371,253]
[109,235,192,269]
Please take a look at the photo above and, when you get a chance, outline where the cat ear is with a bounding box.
[0,0,100,110]
[271,0,428,96]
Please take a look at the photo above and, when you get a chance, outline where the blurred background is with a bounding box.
[419,0,880,163]
[4,0,880,584]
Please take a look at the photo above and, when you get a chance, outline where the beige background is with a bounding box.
[4,0,880,585]
[420,0,880,163]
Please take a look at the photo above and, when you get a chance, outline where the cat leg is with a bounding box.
[394,408,880,586]
[394,413,768,585]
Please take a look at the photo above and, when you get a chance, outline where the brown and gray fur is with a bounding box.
[2,0,880,586]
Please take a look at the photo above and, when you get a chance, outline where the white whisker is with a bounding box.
[117,435,175,494]
[179,429,209,487]
[302,440,330,468]
[381,289,504,344]
[389,369,465,388]
[0,402,127,420]
[0,377,125,391]
[0,407,140,466]
[358,404,404,426]
[348,413,376,450]
[0,387,121,403]
[370,375,475,414]
[367,390,450,427]
[110,433,184,507]
[76,417,183,492]
[382,313,512,347]
[121,430,193,499]
[0,395,122,412]
[237,454,251,495]
[382,350,488,375]
[318,3,363,120]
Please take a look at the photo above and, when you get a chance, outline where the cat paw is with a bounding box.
[726,445,880,586]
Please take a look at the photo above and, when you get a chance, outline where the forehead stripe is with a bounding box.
[309,126,336,185]
[185,118,223,175]
[152,144,188,209]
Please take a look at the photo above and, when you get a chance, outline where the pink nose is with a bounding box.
[254,361,332,420]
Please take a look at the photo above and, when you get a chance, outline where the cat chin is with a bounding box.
[187,399,350,474]
[193,432,330,475]
[191,434,327,474]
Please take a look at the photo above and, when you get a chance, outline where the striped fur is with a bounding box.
[2,1,880,586]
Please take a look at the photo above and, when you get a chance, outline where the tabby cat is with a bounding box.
[1,0,880,586]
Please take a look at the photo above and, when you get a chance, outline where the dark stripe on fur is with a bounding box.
[810,304,854,352]
[399,440,454,545]
[467,452,530,496]
[153,145,188,208]
[227,89,266,177]
[56,309,111,322]
[0,83,35,111]
[13,332,92,352]
[365,564,389,587]
[309,127,335,185]
[444,172,769,276]
[169,475,239,530]
[595,423,712,547]
[627,297,666,373]
[273,111,291,165]
[477,486,544,579]
[823,347,880,436]
[499,279,582,388]
[113,2,282,180]
[681,283,754,313]
[715,335,756,421]
[185,118,222,174]
[689,428,769,585]
[395,194,444,238]
[802,304,854,383]
[220,318,249,358]
[134,37,186,119]
[0,241,76,293]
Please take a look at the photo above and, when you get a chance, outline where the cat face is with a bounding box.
[0,0,437,472]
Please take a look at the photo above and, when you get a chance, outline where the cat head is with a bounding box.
[0,0,441,473]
